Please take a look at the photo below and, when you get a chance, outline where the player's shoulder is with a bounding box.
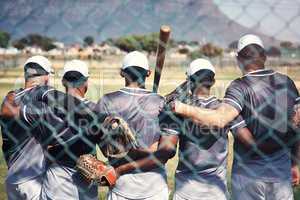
[83,99,96,109]
[227,77,246,90]
[274,71,294,82]
[202,96,221,109]
[146,92,164,102]
[232,76,246,84]
[100,90,122,102]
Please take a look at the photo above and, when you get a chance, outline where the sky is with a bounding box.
[214,0,300,42]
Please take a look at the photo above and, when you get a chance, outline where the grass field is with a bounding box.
[0,56,300,199]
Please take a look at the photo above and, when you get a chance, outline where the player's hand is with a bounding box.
[170,100,186,115]
[291,165,300,186]
[0,91,20,119]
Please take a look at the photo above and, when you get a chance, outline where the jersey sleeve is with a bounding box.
[94,95,110,115]
[296,97,300,107]
[159,105,182,136]
[223,80,245,112]
[20,102,50,125]
[289,78,300,109]
[229,115,247,136]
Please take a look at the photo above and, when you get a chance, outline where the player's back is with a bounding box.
[227,69,299,181]
[95,87,168,199]
[177,97,229,173]
[97,87,164,148]
[1,87,46,184]
[234,70,296,138]
[22,87,100,167]
[159,95,245,199]
[20,86,100,199]
[46,98,98,167]
[42,98,99,200]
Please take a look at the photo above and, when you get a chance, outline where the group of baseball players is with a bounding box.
[0,33,300,200]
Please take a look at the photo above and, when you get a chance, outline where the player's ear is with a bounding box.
[83,81,88,94]
[262,54,266,63]
[212,78,216,86]
[44,75,50,85]
[120,70,125,78]
[146,70,151,77]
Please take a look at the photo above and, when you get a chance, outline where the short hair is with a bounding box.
[122,66,148,83]
[62,71,88,88]
[238,44,265,59]
[189,69,215,89]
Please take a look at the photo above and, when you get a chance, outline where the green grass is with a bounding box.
[0,61,300,199]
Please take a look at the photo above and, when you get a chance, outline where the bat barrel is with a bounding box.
[152,25,171,93]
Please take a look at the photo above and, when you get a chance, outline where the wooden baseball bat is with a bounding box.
[152,25,171,93]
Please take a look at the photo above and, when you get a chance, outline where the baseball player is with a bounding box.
[169,34,300,200]
[94,51,169,200]
[1,59,132,199]
[158,58,251,200]
[0,56,53,200]
[38,60,99,200]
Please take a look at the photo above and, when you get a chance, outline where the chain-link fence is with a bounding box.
[0,1,300,200]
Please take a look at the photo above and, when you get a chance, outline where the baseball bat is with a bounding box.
[152,25,171,93]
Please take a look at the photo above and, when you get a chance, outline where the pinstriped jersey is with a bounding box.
[19,86,102,167]
[95,87,168,199]
[14,86,101,199]
[223,69,299,181]
[1,86,46,184]
[159,95,245,199]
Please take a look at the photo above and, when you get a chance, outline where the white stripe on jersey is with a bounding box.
[223,98,243,111]
[15,87,35,99]
[230,120,246,130]
[23,105,30,124]
[244,69,276,77]
[119,89,153,96]
[202,98,218,106]
[162,128,180,135]
[124,87,151,92]
[42,88,55,99]
[295,97,300,102]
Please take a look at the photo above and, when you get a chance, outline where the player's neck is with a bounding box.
[193,88,210,98]
[244,65,265,74]
[67,88,85,99]
[25,81,46,88]
[195,93,210,99]
[125,82,146,89]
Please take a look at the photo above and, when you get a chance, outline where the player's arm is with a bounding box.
[113,134,178,177]
[171,80,244,128]
[230,115,287,155]
[293,97,300,128]
[0,91,20,119]
[172,101,239,128]
[235,127,285,155]
[112,106,180,176]
[290,100,300,186]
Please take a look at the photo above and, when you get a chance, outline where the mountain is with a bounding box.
[0,0,278,46]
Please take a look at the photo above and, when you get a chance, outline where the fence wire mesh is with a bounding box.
[0,0,300,200]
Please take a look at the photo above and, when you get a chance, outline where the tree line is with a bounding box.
[0,29,299,58]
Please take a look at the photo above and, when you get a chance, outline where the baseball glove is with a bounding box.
[76,154,117,187]
[100,116,138,158]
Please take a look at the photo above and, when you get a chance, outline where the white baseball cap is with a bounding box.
[187,58,215,77]
[237,34,264,53]
[24,55,53,74]
[122,51,149,70]
[63,60,89,78]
